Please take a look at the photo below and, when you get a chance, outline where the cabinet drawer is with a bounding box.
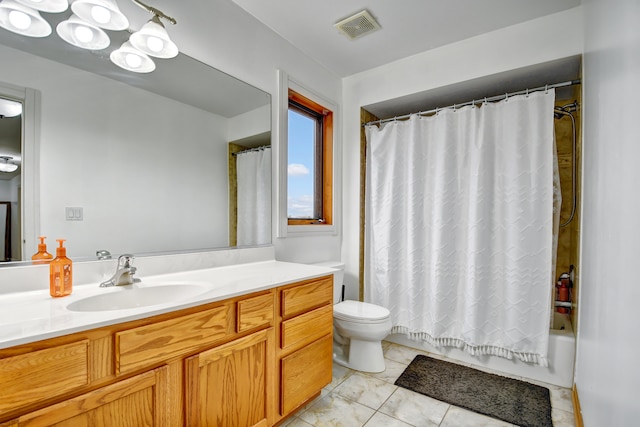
[10,367,168,426]
[280,334,332,416]
[0,340,89,415]
[281,276,333,319]
[237,292,274,333]
[281,304,333,352]
[116,305,231,374]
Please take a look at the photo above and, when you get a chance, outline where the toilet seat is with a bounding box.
[334,300,390,323]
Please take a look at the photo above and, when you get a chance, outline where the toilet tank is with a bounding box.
[309,261,345,303]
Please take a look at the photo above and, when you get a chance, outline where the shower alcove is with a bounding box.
[358,55,582,387]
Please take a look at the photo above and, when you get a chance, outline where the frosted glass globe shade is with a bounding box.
[74,25,93,43]
[110,41,156,73]
[14,0,68,13]
[0,0,51,37]
[90,5,110,24]
[129,17,178,58]
[125,53,142,69]
[56,14,110,50]
[146,36,163,53]
[71,0,128,30]
[9,9,30,29]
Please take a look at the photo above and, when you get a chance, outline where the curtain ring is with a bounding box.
[525,88,529,98]
[483,97,488,105]
[505,92,508,102]
[545,84,549,94]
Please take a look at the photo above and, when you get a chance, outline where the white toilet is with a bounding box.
[312,261,392,373]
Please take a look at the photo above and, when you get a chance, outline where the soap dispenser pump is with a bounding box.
[32,236,53,264]
[50,239,72,297]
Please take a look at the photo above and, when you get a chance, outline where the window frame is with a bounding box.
[287,89,333,226]
[277,71,339,237]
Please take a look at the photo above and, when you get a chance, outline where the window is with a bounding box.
[287,89,333,225]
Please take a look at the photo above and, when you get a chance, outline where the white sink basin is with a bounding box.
[67,284,208,312]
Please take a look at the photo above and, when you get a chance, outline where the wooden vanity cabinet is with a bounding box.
[0,275,334,427]
[276,276,334,421]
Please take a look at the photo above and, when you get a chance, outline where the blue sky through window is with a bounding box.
[288,109,315,218]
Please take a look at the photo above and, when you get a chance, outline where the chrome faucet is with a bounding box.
[96,249,112,260]
[99,254,141,287]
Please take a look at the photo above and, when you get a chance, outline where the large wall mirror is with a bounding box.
[0,20,271,265]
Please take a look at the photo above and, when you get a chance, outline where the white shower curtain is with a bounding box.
[236,147,271,246]
[365,90,556,365]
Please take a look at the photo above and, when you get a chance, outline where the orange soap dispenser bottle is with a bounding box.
[32,236,53,264]
[50,239,72,297]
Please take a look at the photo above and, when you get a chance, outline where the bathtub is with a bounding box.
[386,312,576,388]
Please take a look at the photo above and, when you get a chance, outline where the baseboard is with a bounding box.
[572,384,584,427]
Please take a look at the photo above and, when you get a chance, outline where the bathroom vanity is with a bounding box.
[0,261,334,426]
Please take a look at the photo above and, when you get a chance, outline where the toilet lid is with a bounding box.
[334,300,390,322]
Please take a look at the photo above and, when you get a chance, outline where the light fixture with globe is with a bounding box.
[0,0,178,73]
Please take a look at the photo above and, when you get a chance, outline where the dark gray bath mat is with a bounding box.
[395,355,552,427]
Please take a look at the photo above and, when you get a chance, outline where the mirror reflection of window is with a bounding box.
[0,95,23,262]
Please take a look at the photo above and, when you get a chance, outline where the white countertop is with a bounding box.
[0,260,335,349]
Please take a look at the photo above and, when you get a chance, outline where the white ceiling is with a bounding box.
[231,0,581,77]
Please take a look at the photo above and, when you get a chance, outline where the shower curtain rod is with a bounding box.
[232,145,271,156]
[363,79,581,127]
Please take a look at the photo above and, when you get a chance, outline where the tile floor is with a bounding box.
[281,341,576,427]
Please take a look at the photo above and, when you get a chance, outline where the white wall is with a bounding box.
[341,8,583,300]
[577,0,640,424]
[0,44,230,259]
[228,105,271,143]
[0,180,11,200]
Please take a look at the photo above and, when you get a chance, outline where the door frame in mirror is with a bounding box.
[22,86,40,260]
[0,81,39,261]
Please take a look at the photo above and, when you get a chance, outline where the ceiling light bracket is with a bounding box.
[131,0,176,25]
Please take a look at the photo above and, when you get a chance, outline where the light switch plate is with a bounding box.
[65,207,83,221]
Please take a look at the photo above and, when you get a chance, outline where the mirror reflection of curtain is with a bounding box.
[0,202,10,261]
[236,147,272,246]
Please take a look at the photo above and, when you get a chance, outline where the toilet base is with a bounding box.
[333,338,386,373]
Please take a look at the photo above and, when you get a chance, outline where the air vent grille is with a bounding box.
[334,10,380,41]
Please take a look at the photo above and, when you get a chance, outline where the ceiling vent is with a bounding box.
[334,10,381,41]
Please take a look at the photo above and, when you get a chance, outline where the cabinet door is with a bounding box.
[280,334,333,416]
[7,366,173,427]
[185,328,274,427]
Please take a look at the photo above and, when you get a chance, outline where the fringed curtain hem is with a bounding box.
[391,325,550,367]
